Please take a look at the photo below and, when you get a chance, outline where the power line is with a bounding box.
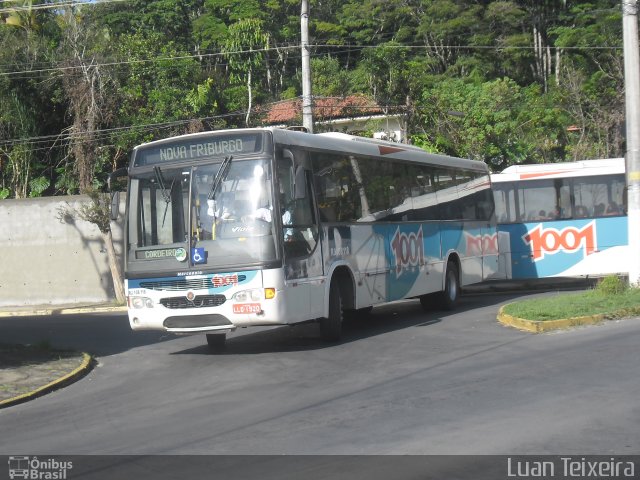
[0,101,404,150]
[0,43,623,77]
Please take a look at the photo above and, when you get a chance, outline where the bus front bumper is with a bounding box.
[126,299,289,334]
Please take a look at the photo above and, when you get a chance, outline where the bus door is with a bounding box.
[277,148,324,319]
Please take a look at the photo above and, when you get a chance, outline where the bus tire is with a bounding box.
[436,261,460,310]
[320,282,343,342]
[206,333,226,351]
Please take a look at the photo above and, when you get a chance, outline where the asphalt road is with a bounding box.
[1,291,639,458]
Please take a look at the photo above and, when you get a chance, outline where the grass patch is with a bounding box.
[503,279,640,321]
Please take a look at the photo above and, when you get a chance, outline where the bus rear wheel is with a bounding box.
[320,282,343,342]
[436,261,460,310]
[206,333,227,351]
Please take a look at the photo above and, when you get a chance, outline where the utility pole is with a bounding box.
[623,0,640,286]
[301,0,313,133]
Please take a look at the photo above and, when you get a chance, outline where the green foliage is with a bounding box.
[417,77,570,168]
[28,176,50,197]
[0,0,627,194]
[186,78,217,114]
[503,287,640,321]
[76,189,112,235]
[223,18,269,84]
[596,276,628,296]
[281,86,298,100]
[311,57,351,97]
[409,135,441,154]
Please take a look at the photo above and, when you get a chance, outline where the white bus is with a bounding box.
[112,128,499,348]
[491,158,627,279]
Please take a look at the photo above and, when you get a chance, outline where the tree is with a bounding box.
[0,93,46,199]
[417,77,569,169]
[0,0,629,191]
[552,1,624,159]
[57,189,125,304]
[222,18,270,126]
[311,57,351,97]
[58,6,110,193]
[0,0,60,199]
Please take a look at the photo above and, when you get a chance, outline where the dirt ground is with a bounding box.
[0,343,88,405]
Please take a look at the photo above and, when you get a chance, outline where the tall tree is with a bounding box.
[58,6,110,193]
[222,18,270,126]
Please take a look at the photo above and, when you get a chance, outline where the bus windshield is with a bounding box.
[128,157,278,271]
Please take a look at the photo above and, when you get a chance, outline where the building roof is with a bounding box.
[261,95,385,124]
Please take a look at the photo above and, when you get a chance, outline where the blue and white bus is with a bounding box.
[114,128,499,348]
[491,158,627,280]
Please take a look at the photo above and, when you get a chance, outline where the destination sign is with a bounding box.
[135,247,187,261]
[134,132,264,166]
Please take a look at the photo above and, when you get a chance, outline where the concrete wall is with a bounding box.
[0,195,125,307]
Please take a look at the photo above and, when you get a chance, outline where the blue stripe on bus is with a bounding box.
[497,217,627,278]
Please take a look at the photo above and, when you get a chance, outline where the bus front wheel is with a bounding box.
[320,282,343,342]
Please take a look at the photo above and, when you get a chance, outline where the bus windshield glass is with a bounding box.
[128,157,277,271]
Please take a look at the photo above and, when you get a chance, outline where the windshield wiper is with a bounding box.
[207,156,233,201]
[154,166,176,227]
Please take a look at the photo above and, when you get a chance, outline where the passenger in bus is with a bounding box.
[605,202,621,215]
[245,191,274,223]
[209,192,235,220]
[550,205,562,219]
[536,210,547,220]
[575,205,588,218]
[244,193,291,238]
[594,203,605,216]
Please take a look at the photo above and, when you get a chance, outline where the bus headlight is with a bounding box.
[232,289,275,302]
[129,296,154,309]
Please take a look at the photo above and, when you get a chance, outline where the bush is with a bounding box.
[595,275,628,295]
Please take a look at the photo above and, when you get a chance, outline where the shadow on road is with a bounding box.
[171,292,524,356]
[0,290,550,359]
[0,312,174,357]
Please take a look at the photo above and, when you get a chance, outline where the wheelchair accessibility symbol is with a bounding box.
[191,247,206,264]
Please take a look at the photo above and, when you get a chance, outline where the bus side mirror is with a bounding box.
[294,165,307,199]
[110,191,120,221]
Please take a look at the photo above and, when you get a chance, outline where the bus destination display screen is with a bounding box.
[133,132,265,167]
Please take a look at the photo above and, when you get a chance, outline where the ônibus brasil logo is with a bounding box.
[523,221,597,261]
[8,456,72,480]
[390,226,424,278]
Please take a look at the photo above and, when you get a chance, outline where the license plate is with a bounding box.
[233,303,261,314]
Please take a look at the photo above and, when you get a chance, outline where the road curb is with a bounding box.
[0,305,127,318]
[497,304,606,333]
[58,305,127,315]
[0,352,94,409]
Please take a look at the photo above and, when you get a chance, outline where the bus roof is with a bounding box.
[275,128,489,172]
[492,158,624,182]
[132,127,488,173]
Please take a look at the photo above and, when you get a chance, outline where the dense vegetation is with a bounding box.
[0,0,627,198]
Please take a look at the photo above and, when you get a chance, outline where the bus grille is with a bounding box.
[140,275,246,291]
[160,295,227,309]
[163,315,232,329]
